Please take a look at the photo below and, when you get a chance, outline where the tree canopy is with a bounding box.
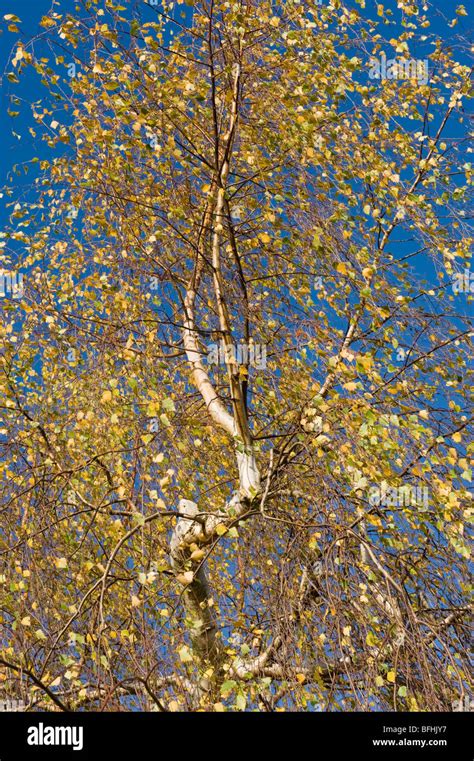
[0,0,472,712]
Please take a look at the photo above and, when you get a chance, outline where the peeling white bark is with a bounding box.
[169,499,201,559]
[170,449,261,669]
[236,448,261,498]
[170,500,219,664]
[229,636,281,679]
[182,299,235,436]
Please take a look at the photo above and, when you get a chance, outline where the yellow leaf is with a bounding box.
[343,382,358,392]
[101,390,112,403]
[296,673,306,684]
[452,432,462,443]
[176,571,194,585]
[357,354,373,371]
[387,671,396,683]
[131,595,141,607]
[178,645,193,663]
[215,524,228,536]
[21,616,31,627]
[40,16,55,28]
[336,262,348,275]
[55,557,68,569]
[366,631,377,647]
[259,233,271,244]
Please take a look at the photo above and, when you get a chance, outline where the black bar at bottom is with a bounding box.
[0,711,470,759]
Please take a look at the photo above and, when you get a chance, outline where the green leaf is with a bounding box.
[220,680,237,696]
